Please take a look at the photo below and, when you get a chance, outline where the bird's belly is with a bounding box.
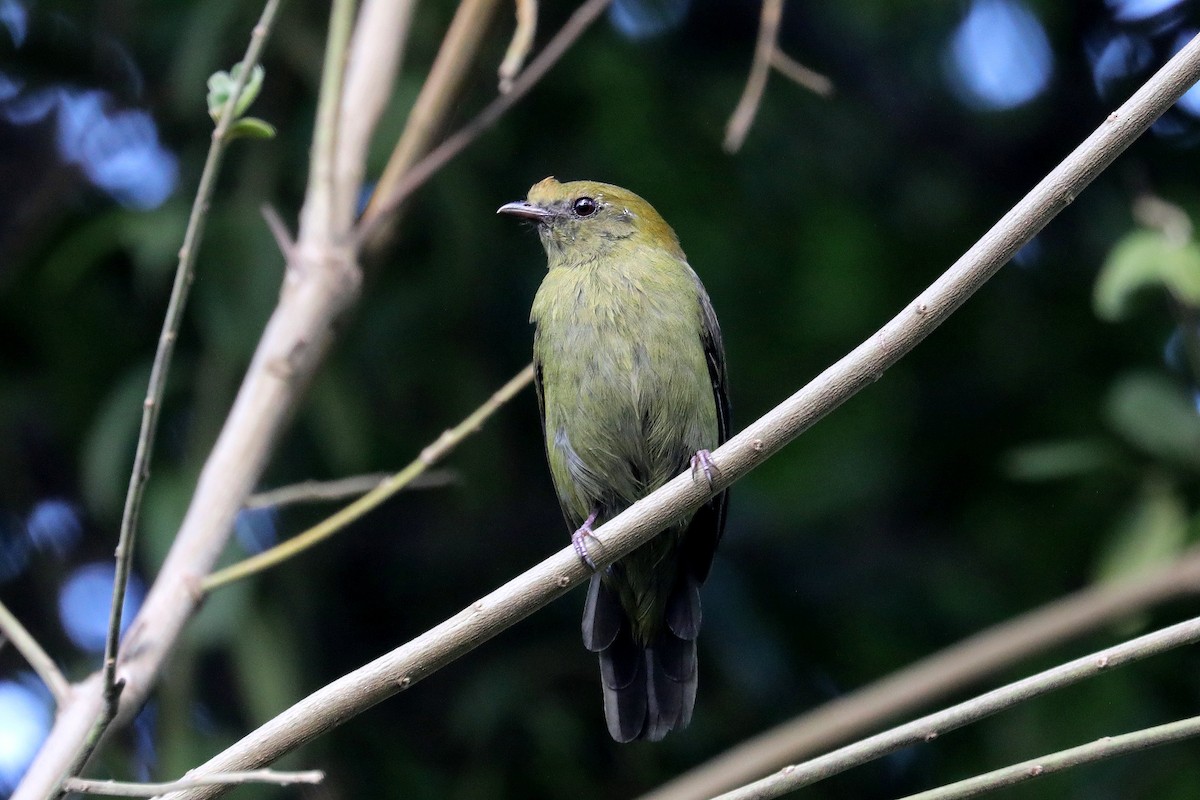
[540,321,716,521]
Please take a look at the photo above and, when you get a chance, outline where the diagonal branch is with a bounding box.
[103,0,283,712]
[157,30,1200,800]
[642,546,1200,800]
[896,714,1200,800]
[201,365,533,591]
[360,0,505,250]
[714,617,1200,800]
[0,597,70,705]
[356,0,614,246]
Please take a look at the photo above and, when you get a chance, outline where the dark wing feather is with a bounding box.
[682,287,730,584]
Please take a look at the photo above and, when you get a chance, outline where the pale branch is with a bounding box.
[156,31,1200,800]
[361,0,505,249]
[335,0,418,230]
[714,617,1200,800]
[641,547,1200,800]
[895,715,1200,800]
[9,1,412,797]
[296,0,356,243]
[499,0,538,93]
[726,0,782,154]
[201,365,533,591]
[242,469,455,510]
[63,769,323,797]
[356,0,614,247]
[770,50,834,97]
[259,204,294,259]
[724,0,832,153]
[0,597,69,705]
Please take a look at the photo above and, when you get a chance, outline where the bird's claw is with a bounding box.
[572,509,600,570]
[690,449,718,489]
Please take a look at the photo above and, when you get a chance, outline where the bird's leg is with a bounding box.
[690,449,717,489]
[571,509,600,570]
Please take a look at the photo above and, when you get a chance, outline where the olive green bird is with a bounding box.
[499,178,729,742]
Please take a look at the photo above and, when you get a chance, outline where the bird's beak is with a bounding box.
[497,200,554,221]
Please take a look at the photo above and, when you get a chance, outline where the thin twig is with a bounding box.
[499,0,538,93]
[243,469,455,510]
[104,0,283,697]
[361,0,505,250]
[641,547,1200,800]
[63,769,323,797]
[770,49,833,97]
[260,204,295,258]
[203,365,533,591]
[896,715,1200,800]
[725,0,783,153]
[93,0,283,770]
[0,598,69,705]
[356,0,614,246]
[151,36,1200,800]
[714,617,1200,800]
[725,0,832,153]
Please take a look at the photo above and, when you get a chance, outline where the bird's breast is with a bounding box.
[532,262,718,509]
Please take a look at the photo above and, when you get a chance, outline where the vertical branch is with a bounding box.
[724,0,783,153]
[297,0,357,243]
[499,0,538,92]
[335,0,419,226]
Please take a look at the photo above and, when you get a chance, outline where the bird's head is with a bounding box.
[498,177,684,265]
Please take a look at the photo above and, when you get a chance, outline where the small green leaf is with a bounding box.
[1094,230,1200,321]
[1105,372,1200,469]
[206,63,265,124]
[225,117,276,141]
[1094,477,1189,585]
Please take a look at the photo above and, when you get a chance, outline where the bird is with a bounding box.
[498,177,729,742]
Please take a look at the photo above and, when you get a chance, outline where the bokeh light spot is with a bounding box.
[946,0,1053,110]
[0,679,51,792]
[0,0,26,47]
[58,562,146,652]
[234,506,279,555]
[1107,0,1186,23]
[26,499,83,558]
[609,0,690,41]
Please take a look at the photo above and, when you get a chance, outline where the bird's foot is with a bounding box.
[571,510,600,570]
[690,449,718,489]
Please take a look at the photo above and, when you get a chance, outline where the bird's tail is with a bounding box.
[582,573,701,742]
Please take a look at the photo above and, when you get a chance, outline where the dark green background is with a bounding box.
[2,0,1200,797]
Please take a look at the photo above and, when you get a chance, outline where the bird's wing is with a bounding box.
[683,280,730,584]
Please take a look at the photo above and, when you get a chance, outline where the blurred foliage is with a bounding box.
[2,0,1200,798]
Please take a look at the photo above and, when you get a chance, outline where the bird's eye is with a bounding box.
[572,197,599,217]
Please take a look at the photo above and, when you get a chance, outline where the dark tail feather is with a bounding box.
[585,574,701,742]
[643,630,698,741]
